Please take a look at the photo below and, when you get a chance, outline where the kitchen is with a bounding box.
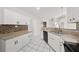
[0,7,79,52]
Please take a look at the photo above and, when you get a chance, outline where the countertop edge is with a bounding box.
[0,30,32,40]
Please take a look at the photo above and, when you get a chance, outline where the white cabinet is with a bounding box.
[3,9,25,24]
[0,8,29,25]
[17,14,27,25]
[0,33,32,52]
[48,37,60,52]
[22,33,32,47]
[4,9,18,24]
[59,41,65,52]
[5,37,22,52]
[48,33,64,52]
[0,8,32,30]
[0,8,3,24]
[67,7,79,23]
[48,33,60,52]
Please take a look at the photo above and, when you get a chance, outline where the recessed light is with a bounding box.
[36,7,40,10]
[15,25,18,28]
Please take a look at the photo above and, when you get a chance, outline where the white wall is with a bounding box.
[41,8,67,28]
[67,7,79,20]
[41,7,76,29]
[31,16,42,36]
[0,8,4,24]
[66,7,79,29]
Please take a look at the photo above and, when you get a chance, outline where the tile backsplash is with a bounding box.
[0,24,28,34]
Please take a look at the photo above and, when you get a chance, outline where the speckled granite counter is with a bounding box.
[0,30,32,40]
[49,32,79,43]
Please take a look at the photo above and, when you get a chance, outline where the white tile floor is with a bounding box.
[19,36,54,52]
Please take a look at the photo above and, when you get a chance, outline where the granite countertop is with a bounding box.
[50,32,79,43]
[0,30,32,40]
[61,34,79,43]
[43,27,79,43]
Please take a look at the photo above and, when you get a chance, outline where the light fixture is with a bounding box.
[36,7,40,10]
[15,25,18,28]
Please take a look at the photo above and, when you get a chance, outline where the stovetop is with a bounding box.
[64,41,79,52]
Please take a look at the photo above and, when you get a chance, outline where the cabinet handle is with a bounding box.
[14,40,18,45]
[60,44,62,46]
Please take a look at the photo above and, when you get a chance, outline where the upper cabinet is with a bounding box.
[67,7,79,23]
[0,8,30,25]
[4,9,18,24]
[0,8,3,24]
[47,18,54,28]
[3,9,28,25]
[42,17,55,28]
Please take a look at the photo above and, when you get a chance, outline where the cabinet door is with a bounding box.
[21,34,30,46]
[3,9,27,25]
[48,33,62,52]
[48,38,60,52]
[15,34,31,50]
[59,42,65,52]
[25,33,32,43]
[0,8,3,24]
[41,31,43,39]
[48,33,65,52]
[20,33,32,48]
[17,14,25,25]
[5,33,32,52]
[5,38,22,52]
[4,9,18,24]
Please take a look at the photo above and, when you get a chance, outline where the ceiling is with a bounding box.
[5,7,67,19]
[17,7,67,18]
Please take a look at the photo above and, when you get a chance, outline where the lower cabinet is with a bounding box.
[60,41,65,52]
[0,33,32,52]
[5,37,22,52]
[48,33,64,52]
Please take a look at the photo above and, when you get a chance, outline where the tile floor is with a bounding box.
[18,36,54,52]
